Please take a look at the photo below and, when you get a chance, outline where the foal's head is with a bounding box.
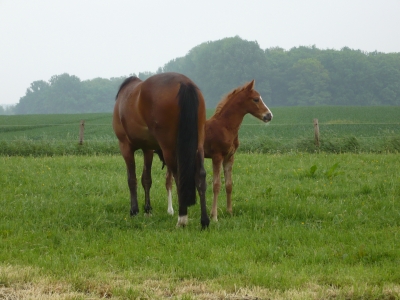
[239,80,273,122]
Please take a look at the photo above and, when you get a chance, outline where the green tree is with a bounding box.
[15,74,126,114]
[82,77,124,112]
[13,39,400,114]
[288,58,331,105]
[163,36,270,107]
[47,74,83,113]
[15,80,50,114]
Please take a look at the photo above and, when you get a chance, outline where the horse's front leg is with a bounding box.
[165,167,174,215]
[119,142,139,216]
[196,150,209,229]
[142,149,153,214]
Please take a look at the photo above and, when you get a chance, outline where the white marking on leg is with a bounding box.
[176,215,188,227]
[167,189,174,215]
[212,215,218,222]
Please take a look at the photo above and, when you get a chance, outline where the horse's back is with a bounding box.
[140,73,187,128]
[113,72,205,152]
[113,77,153,148]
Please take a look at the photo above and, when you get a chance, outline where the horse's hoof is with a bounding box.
[176,215,188,227]
[144,206,152,214]
[167,208,174,216]
[130,209,139,216]
[201,217,210,229]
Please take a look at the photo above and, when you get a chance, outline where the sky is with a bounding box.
[1,0,399,105]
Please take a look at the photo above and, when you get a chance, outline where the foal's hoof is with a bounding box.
[210,213,218,222]
[130,209,139,216]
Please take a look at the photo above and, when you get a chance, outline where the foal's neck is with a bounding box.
[214,99,247,133]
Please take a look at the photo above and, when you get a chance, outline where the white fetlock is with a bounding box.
[167,207,174,216]
[176,215,188,227]
[167,190,174,215]
[211,210,218,222]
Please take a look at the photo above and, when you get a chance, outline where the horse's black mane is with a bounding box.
[115,76,140,100]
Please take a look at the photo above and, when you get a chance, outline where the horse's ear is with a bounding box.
[246,80,255,91]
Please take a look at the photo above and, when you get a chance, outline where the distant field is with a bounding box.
[0,106,399,155]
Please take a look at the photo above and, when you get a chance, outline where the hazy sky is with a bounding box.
[1,0,399,105]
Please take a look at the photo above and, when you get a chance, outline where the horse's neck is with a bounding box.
[213,101,246,133]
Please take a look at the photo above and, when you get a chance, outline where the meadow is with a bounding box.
[0,106,399,155]
[0,106,399,299]
[1,153,399,299]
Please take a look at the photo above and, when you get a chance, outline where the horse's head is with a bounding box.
[243,80,273,123]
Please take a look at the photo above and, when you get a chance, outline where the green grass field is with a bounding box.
[0,106,399,155]
[1,106,399,298]
[1,153,399,299]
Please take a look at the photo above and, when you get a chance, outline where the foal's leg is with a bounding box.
[223,155,235,215]
[165,168,174,215]
[196,150,210,229]
[119,142,139,216]
[210,155,223,222]
[141,149,153,214]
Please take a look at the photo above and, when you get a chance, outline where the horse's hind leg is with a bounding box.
[196,150,210,229]
[119,141,139,216]
[142,149,153,214]
[223,155,235,215]
[162,150,186,226]
[166,168,174,215]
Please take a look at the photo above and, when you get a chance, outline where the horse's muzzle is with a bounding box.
[263,113,273,122]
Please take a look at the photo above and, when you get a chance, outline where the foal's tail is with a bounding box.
[177,82,199,207]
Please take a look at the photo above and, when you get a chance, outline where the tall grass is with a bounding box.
[1,153,399,299]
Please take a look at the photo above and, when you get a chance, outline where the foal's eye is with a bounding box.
[253,98,259,103]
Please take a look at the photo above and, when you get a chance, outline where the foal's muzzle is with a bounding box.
[263,113,273,122]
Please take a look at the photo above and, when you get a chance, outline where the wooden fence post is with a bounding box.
[79,120,85,145]
[313,118,320,147]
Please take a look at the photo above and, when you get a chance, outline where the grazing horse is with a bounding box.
[164,80,272,221]
[113,72,209,228]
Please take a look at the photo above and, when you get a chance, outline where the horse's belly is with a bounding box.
[122,121,158,149]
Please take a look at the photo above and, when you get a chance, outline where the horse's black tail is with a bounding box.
[177,82,199,207]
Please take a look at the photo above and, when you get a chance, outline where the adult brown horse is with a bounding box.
[113,72,209,228]
[164,80,272,221]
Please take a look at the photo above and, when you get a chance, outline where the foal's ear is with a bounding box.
[246,80,255,91]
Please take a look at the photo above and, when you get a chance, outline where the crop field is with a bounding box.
[0,106,399,155]
[1,153,399,299]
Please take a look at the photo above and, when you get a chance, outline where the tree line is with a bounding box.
[8,36,400,114]
[162,37,400,107]
[12,75,124,115]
